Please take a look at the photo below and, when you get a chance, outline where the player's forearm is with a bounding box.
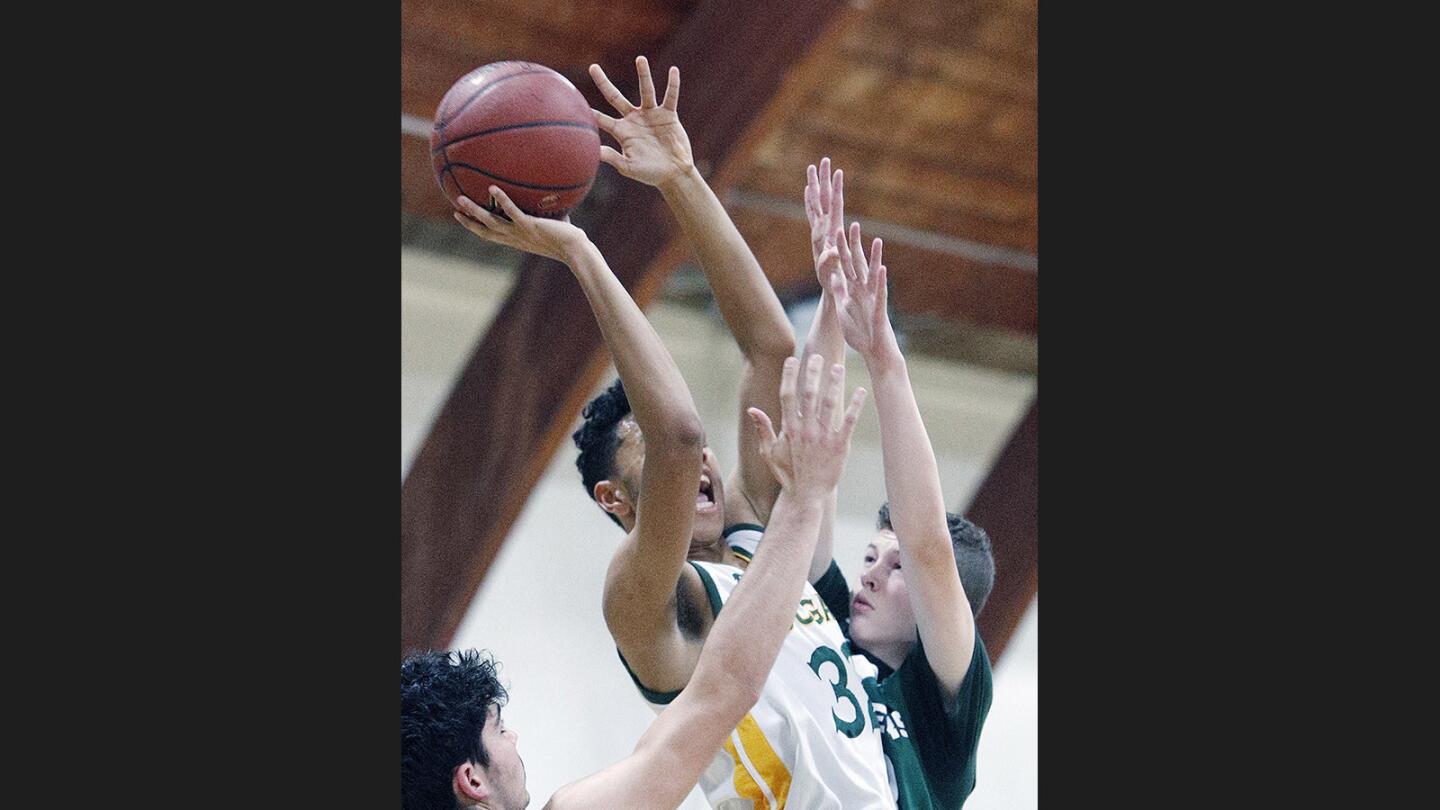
[866,348,978,692]
[803,288,847,371]
[659,167,795,361]
[693,488,823,700]
[801,293,846,581]
[865,350,955,566]
[567,240,703,446]
[808,488,838,584]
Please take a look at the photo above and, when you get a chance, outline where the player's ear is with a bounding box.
[594,479,633,521]
[453,761,491,803]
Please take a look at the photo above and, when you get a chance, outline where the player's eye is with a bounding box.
[863,556,875,564]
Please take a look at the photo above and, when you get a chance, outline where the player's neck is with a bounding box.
[686,534,734,565]
[866,639,913,672]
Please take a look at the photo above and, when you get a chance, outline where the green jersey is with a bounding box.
[814,561,994,809]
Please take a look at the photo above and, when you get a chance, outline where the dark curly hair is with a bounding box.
[572,378,631,530]
[401,649,509,810]
[877,503,995,617]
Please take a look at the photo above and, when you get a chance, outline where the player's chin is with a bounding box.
[847,612,875,645]
[693,501,723,535]
[694,495,722,521]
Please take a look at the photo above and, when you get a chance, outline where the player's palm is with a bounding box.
[831,223,892,358]
[750,355,866,500]
[589,58,694,188]
[606,110,694,186]
[453,188,586,264]
[804,158,844,270]
[807,168,847,300]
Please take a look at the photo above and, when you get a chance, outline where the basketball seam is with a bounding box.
[431,121,598,154]
[443,162,593,192]
[434,68,554,131]
[444,165,472,207]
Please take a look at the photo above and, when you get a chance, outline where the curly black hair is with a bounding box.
[572,378,631,530]
[877,503,995,617]
[401,649,509,810]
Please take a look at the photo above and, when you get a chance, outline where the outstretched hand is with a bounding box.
[452,186,589,264]
[589,56,695,188]
[747,354,866,500]
[805,158,846,295]
[829,222,893,359]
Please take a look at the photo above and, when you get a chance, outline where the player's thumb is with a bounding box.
[599,145,627,171]
[748,407,776,447]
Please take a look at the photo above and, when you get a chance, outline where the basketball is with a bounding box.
[430,61,600,218]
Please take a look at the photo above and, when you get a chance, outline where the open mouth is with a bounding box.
[696,476,716,511]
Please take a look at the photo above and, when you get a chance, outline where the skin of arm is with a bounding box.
[800,158,863,582]
[545,355,867,810]
[453,189,709,693]
[590,56,795,530]
[831,223,976,702]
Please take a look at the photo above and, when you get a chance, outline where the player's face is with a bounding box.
[478,704,529,809]
[694,445,725,541]
[848,531,918,651]
[611,419,725,543]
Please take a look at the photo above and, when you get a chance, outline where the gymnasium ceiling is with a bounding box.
[401,0,1036,372]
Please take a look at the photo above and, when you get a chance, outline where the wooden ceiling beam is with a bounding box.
[970,398,1038,664]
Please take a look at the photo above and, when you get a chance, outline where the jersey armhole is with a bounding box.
[614,562,727,706]
[615,647,682,705]
[689,560,724,618]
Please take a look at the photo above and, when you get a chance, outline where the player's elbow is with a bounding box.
[729,665,766,708]
[731,662,769,710]
[725,677,765,717]
[750,331,797,364]
[907,529,961,568]
[650,412,704,450]
[696,665,764,716]
[673,414,705,448]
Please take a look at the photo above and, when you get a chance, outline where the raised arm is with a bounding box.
[590,56,795,528]
[800,158,853,582]
[546,355,866,810]
[454,189,705,687]
[831,223,977,702]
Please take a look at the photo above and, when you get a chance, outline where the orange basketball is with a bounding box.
[431,61,601,218]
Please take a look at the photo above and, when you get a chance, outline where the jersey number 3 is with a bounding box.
[808,646,868,738]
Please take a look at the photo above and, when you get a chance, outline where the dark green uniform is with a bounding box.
[814,561,994,809]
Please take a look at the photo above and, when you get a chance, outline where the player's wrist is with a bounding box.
[656,163,704,196]
[558,236,600,268]
[779,486,829,515]
[862,339,905,376]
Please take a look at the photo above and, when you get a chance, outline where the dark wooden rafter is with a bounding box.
[969,398,1037,664]
[401,0,854,655]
